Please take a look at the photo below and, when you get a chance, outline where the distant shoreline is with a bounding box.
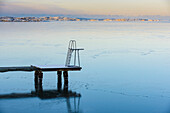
[0,16,161,22]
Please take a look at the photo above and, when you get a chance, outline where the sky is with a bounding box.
[0,0,170,16]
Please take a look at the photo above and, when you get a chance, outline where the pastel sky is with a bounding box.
[0,0,170,16]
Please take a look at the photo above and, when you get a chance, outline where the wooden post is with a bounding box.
[57,71,62,91]
[38,70,43,94]
[34,70,43,94]
[63,71,68,91]
[34,70,39,93]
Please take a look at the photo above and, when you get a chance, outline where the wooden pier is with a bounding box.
[0,40,84,93]
[0,65,82,72]
[0,65,82,87]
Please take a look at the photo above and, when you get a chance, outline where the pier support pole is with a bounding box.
[38,70,43,93]
[57,71,62,91]
[34,70,39,92]
[34,70,43,93]
[63,71,68,91]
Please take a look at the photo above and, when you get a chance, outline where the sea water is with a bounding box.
[0,21,170,113]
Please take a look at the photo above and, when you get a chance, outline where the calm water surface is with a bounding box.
[0,22,170,113]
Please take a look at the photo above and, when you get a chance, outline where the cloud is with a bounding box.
[0,1,81,15]
[166,0,170,10]
[0,1,4,14]
[0,0,169,16]
[0,3,5,6]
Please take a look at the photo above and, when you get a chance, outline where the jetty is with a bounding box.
[0,40,84,89]
[0,65,82,72]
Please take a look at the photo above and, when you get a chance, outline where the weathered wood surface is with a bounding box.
[0,66,35,72]
[33,65,82,71]
[0,65,82,72]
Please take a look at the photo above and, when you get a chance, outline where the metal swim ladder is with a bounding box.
[65,40,84,67]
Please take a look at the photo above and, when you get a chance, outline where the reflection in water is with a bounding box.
[0,71,81,113]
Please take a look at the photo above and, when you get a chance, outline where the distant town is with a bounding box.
[0,16,160,22]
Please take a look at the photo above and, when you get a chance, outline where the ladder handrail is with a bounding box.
[65,40,84,67]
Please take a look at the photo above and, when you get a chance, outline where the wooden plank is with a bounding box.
[0,66,35,72]
[0,65,82,72]
[32,65,82,71]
